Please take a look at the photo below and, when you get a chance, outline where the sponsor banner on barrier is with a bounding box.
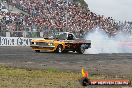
[0,37,33,46]
[80,68,131,86]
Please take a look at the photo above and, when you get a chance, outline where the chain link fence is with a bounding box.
[0,28,68,38]
[0,30,84,38]
[0,31,48,37]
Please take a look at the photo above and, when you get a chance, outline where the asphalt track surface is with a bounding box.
[0,46,132,75]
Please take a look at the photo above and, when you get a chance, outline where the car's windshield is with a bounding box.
[50,33,67,40]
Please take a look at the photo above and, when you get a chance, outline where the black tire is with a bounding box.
[35,50,40,53]
[55,45,63,53]
[77,44,86,54]
[80,77,89,86]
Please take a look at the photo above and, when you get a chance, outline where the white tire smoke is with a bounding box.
[84,27,132,54]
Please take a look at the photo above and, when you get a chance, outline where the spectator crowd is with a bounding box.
[0,0,132,37]
[118,21,132,34]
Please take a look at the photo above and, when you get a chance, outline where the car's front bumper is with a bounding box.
[30,44,55,48]
[30,44,56,51]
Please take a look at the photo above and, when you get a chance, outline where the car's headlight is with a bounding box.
[48,42,54,46]
[34,42,36,45]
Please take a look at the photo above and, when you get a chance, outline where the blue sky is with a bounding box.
[84,0,132,22]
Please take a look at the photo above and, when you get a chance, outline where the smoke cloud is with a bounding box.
[84,27,132,54]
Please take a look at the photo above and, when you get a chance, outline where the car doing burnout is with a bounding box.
[30,32,91,54]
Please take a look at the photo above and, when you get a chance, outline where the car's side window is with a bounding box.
[67,34,74,40]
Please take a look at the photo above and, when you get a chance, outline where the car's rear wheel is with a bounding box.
[55,45,63,53]
[35,50,40,53]
[77,44,86,54]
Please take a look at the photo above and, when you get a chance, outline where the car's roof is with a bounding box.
[56,32,73,34]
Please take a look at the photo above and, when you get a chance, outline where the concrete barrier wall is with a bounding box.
[0,37,33,46]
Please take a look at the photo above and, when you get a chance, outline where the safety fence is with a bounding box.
[0,31,52,38]
[0,31,83,38]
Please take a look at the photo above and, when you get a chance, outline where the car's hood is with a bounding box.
[32,39,55,42]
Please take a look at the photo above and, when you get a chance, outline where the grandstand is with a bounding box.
[0,0,132,37]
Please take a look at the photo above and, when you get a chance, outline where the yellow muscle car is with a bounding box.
[30,32,91,54]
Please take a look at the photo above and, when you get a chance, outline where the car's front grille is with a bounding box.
[36,42,48,46]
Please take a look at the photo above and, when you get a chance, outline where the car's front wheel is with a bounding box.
[55,45,63,53]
